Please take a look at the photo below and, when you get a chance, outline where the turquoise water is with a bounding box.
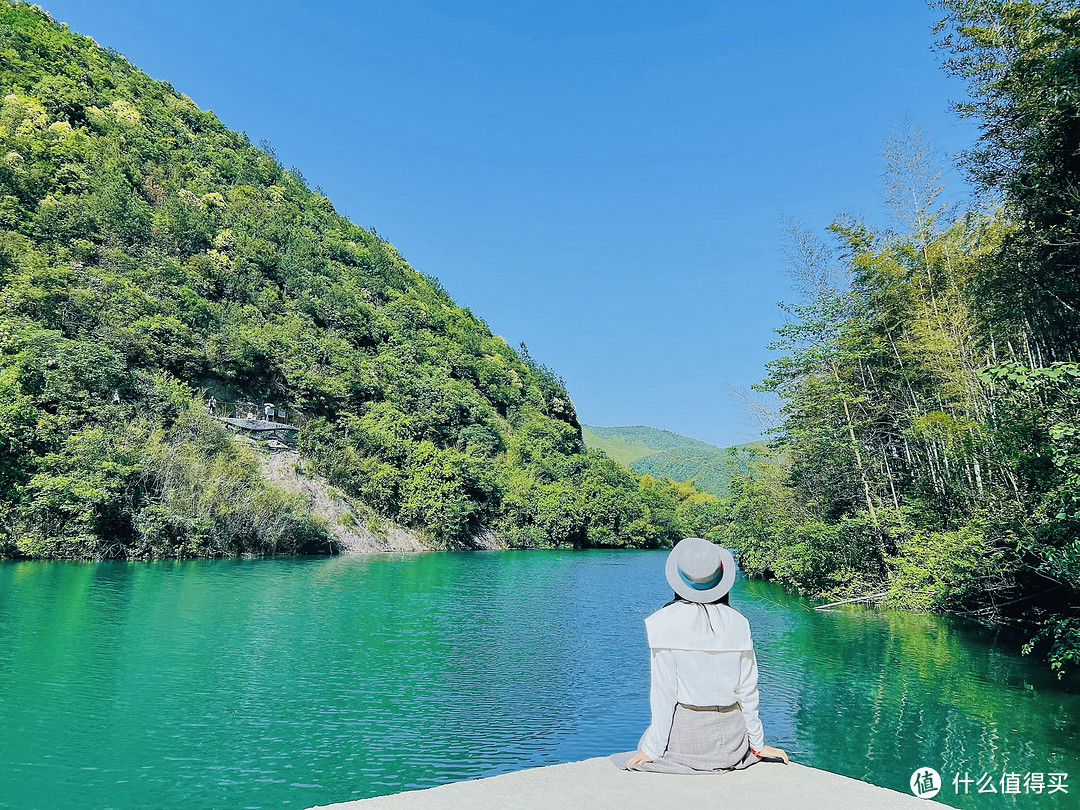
[0,551,1077,809]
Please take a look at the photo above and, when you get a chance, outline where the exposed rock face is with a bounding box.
[259,449,430,553]
[457,527,505,551]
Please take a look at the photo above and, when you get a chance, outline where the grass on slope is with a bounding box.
[582,425,769,499]
[579,425,660,467]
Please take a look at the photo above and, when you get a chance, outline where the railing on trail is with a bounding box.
[205,400,305,427]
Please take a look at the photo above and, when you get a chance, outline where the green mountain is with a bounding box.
[581,425,766,499]
[0,1,718,559]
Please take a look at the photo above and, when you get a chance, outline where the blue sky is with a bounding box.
[46,0,977,447]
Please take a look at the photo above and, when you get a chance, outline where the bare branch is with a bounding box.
[778,217,849,302]
[729,384,782,437]
[881,117,955,238]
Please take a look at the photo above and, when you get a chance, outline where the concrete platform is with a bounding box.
[309,756,943,809]
[216,416,299,432]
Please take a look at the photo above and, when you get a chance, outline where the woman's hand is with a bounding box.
[755,744,789,764]
[626,751,653,766]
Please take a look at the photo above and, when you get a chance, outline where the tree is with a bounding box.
[935,0,1080,357]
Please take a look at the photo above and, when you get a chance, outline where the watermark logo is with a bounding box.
[911,767,942,799]
[910,767,1069,797]
[952,771,1069,795]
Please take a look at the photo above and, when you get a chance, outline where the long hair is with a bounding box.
[663,591,730,608]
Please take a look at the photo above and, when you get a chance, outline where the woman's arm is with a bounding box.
[735,647,789,763]
[736,648,765,751]
[636,647,678,761]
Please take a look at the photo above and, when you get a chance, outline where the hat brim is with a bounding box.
[665,541,737,603]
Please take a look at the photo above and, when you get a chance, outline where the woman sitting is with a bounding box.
[617,537,789,773]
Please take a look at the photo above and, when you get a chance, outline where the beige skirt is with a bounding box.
[611,702,760,774]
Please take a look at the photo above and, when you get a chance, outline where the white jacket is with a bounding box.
[638,600,764,759]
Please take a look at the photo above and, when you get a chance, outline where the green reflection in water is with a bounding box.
[738,577,1079,807]
[0,552,1077,809]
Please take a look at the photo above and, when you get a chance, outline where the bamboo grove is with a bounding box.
[727,0,1080,674]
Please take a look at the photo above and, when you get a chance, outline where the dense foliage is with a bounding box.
[724,0,1080,673]
[0,1,712,558]
[582,424,760,499]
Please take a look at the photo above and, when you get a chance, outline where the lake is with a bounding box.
[0,550,1077,809]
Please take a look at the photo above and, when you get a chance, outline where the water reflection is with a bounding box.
[0,552,1077,809]
[737,577,1080,807]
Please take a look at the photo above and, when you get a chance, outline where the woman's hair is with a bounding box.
[663,591,730,632]
[663,591,729,607]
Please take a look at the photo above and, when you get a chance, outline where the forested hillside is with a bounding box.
[724,0,1080,673]
[582,424,763,499]
[0,0,718,558]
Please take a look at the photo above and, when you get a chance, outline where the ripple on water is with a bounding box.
[0,552,1078,810]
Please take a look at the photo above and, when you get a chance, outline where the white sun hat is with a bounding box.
[664,537,737,603]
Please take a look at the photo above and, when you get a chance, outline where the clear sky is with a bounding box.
[43,0,977,448]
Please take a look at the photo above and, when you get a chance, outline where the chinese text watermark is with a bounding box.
[910,767,1069,798]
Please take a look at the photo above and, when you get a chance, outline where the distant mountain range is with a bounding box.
[581,425,767,499]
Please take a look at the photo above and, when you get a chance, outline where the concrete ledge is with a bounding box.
[309,756,943,809]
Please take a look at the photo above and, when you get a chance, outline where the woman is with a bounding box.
[618,537,788,772]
